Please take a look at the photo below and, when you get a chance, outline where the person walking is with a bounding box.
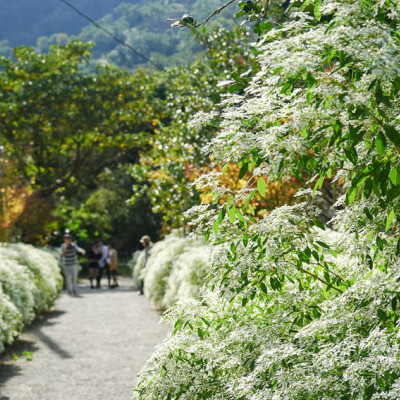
[139,235,152,295]
[60,233,85,296]
[97,240,110,289]
[88,242,101,289]
[108,242,118,289]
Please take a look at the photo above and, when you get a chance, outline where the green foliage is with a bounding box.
[133,0,400,398]
[0,41,163,247]
[0,41,135,195]
[130,26,257,230]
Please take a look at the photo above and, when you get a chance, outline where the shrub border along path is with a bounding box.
[0,277,170,400]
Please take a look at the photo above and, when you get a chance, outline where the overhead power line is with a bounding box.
[60,0,163,70]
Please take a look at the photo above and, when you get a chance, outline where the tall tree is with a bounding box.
[0,41,155,242]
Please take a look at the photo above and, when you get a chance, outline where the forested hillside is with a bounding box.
[0,0,125,47]
[0,0,238,69]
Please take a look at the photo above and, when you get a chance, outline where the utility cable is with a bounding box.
[60,0,163,70]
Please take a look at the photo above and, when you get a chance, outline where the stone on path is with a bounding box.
[0,277,171,400]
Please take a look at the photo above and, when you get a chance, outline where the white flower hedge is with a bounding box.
[134,0,400,398]
[0,244,62,352]
[132,232,210,309]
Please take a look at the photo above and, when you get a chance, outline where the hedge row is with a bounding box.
[132,232,210,310]
[0,244,63,352]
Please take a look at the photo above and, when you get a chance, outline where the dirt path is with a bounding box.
[0,277,170,400]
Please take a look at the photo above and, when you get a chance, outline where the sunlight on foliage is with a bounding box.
[134,0,400,398]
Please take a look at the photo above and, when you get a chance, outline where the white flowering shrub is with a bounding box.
[132,232,210,309]
[134,0,400,399]
[0,258,36,324]
[0,286,21,353]
[0,244,62,352]
[130,250,145,290]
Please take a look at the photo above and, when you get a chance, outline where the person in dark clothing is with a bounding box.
[88,243,101,289]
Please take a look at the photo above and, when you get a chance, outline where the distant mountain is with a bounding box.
[0,0,129,47]
[0,0,238,70]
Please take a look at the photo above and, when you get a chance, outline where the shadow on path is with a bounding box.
[76,282,137,295]
[34,329,72,359]
[0,308,70,387]
[0,338,38,387]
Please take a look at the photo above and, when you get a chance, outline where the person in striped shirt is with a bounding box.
[60,233,85,296]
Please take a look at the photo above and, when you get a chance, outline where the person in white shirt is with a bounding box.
[108,242,118,289]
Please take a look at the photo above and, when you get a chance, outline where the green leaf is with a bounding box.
[205,229,210,242]
[260,282,268,294]
[316,241,330,250]
[313,174,324,194]
[392,296,397,311]
[363,207,373,221]
[376,236,384,250]
[218,206,226,223]
[389,166,400,186]
[235,10,245,18]
[384,124,400,148]
[396,238,400,256]
[314,1,322,20]
[385,209,395,231]
[243,233,249,247]
[239,162,248,179]
[229,83,243,94]
[364,178,373,199]
[313,218,325,230]
[243,189,256,209]
[213,220,219,234]
[300,0,311,11]
[376,132,386,156]
[377,309,386,322]
[306,72,316,88]
[197,327,204,339]
[257,176,266,197]
[346,185,358,205]
[344,146,358,165]
[173,318,182,334]
[236,209,246,223]
[228,207,236,223]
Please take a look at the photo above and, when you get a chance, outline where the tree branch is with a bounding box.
[195,0,237,28]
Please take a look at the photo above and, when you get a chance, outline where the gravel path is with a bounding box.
[0,277,171,400]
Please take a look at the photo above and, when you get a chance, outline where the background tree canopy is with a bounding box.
[0,0,290,254]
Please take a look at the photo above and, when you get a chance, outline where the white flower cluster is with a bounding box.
[134,0,400,398]
[131,231,210,309]
[0,244,62,352]
[135,230,400,399]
